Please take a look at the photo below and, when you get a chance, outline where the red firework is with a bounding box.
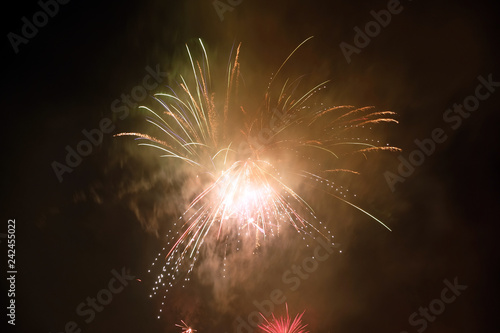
[259,305,309,333]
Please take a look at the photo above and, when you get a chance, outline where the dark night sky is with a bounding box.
[1,0,499,332]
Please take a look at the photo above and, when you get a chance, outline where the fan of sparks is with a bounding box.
[259,305,309,333]
[116,37,399,315]
[176,320,196,333]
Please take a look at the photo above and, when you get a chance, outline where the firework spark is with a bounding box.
[176,320,196,333]
[259,305,309,333]
[116,37,399,315]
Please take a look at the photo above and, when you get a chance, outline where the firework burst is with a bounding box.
[259,305,309,333]
[176,320,196,333]
[116,37,399,316]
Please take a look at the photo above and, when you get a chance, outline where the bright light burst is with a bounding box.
[116,37,399,316]
[259,305,309,333]
[176,320,196,333]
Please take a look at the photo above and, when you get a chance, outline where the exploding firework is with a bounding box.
[116,37,399,316]
[259,305,309,333]
[176,320,196,333]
